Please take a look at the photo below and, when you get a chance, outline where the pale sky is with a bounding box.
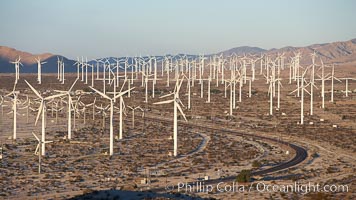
[1,0,355,59]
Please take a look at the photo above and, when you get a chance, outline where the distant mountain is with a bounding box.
[0,46,53,65]
[266,38,356,65]
[1,38,356,73]
[0,46,76,73]
[218,38,356,65]
[218,46,266,56]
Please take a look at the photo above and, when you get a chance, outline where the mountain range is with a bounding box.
[0,46,76,73]
[1,38,356,73]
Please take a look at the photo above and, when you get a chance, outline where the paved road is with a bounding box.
[142,114,308,192]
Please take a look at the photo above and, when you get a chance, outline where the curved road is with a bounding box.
[142,114,308,192]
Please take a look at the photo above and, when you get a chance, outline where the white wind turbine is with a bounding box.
[90,97,97,121]
[141,71,154,103]
[78,101,88,125]
[107,80,130,140]
[18,97,31,124]
[318,59,329,109]
[182,73,192,110]
[290,69,310,125]
[5,83,19,140]
[207,75,212,103]
[95,104,109,129]
[88,62,95,87]
[57,56,61,80]
[309,51,319,115]
[35,57,46,84]
[340,78,356,97]
[268,76,274,116]
[73,57,81,79]
[127,106,144,129]
[154,77,187,157]
[72,95,82,130]
[25,80,66,156]
[85,57,89,84]
[10,57,22,84]
[0,95,3,117]
[54,78,78,140]
[89,83,134,156]
[50,100,63,124]
[21,95,32,123]
[61,61,65,84]
[0,96,4,129]
[32,132,52,174]
[329,64,341,103]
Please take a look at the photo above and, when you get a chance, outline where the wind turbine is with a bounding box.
[268,76,274,115]
[309,51,318,115]
[57,56,60,80]
[72,95,82,130]
[90,97,97,121]
[35,57,46,84]
[25,80,66,156]
[61,61,65,84]
[127,106,144,128]
[182,73,192,109]
[0,96,4,121]
[340,78,356,97]
[329,64,341,103]
[10,57,22,84]
[89,82,134,156]
[32,132,52,174]
[95,104,109,129]
[74,57,81,79]
[51,100,63,124]
[141,71,154,103]
[290,69,310,125]
[5,83,19,140]
[21,95,32,123]
[318,59,329,109]
[54,78,79,140]
[154,77,187,157]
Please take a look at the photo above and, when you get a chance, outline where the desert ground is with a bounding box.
[0,67,355,199]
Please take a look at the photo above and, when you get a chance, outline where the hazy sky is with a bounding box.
[1,0,356,59]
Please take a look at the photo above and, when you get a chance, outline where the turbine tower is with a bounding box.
[25,80,66,156]
[89,83,134,156]
[35,57,47,84]
[154,77,187,157]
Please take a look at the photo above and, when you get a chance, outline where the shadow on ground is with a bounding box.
[69,189,216,200]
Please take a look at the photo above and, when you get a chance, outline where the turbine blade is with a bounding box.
[35,144,40,155]
[89,86,111,100]
[53,90,67,93]
[12,83,16,93]
[44,93,66,100]
[25,80,42,99]
[159,93,174,99]
[177,77,184,92]
[35,101,43,126]
[176,103,187,122]
[119,78,127,93]
[69,78,79,92]
[32,132,40,142]
[113,87,135,100]
[153,99,174,105]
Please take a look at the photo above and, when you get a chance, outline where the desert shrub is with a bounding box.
[236,170,251,183]
[252,160,261,168]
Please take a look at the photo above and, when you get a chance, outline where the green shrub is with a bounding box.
[236,170,251,183]
[252,160,261,168]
